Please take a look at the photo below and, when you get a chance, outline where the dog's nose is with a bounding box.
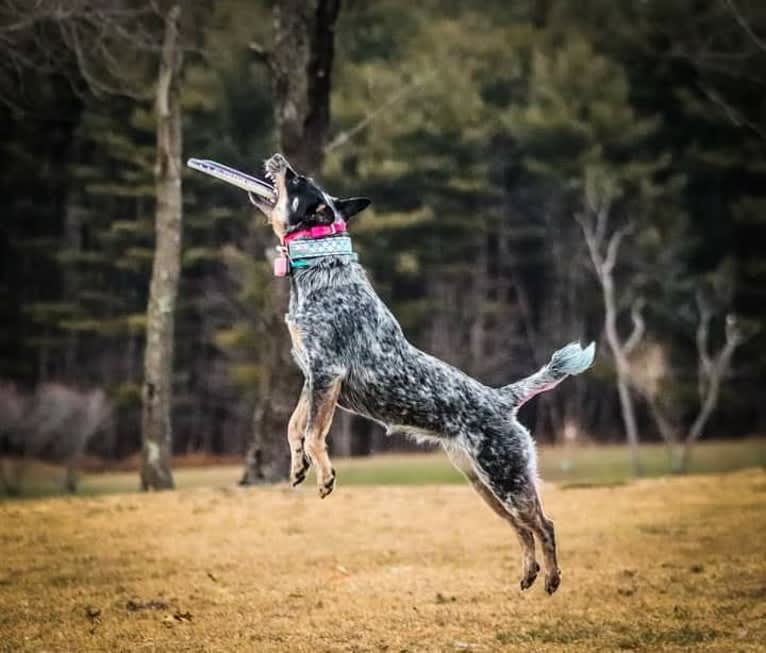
[265,153,289,178]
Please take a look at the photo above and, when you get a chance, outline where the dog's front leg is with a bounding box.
[288,383,311,486]
[303,377,342,498]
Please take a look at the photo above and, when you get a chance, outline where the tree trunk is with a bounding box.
[644,305,742,475]
[239,334,290,484]
[679,345,732,473]
[270,0,340,172]
[331,410,354,457]
[615,373,641,475]
[0,459,20,496]
[240,0,341,484]
[602,276,642,476]
[239,387,271,485]
[645,394,682,472]
[141,4,183,491]
[65,453,81,494]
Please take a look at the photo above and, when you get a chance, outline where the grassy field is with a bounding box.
[3,438,766,498]
[1,465,765,651]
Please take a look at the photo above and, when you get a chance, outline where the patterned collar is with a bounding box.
[274,232,356,277]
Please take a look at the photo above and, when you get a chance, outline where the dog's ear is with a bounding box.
[335,197,371,221]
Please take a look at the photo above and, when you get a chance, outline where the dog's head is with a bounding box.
[251,153,371,241]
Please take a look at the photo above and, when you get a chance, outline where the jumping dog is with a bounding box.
[249,153,595,594]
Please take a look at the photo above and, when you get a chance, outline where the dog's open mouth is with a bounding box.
[262,153,294,207]
[264,153,288,182]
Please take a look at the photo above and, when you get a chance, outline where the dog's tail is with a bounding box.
[501,342,596,409]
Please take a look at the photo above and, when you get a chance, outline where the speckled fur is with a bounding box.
[253,154,596,594]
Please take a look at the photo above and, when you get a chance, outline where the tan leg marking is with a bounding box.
[445,447,540,589]
[286,320,306,368]
[516,486,561,594]
[287,387,310,486]
[470,476,540,590]
[304,378,342,498]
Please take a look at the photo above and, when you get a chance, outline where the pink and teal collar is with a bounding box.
[283,220,347,244]
[274,220,355,277]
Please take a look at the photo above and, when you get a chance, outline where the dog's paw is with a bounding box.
[290,454,311,487]
[544,568,561,595]
[291,468,307,487]
[520,561,540,591]
[318,468,336,499]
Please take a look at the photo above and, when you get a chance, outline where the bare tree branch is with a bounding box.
[646,285,751,472]
[58,19,145,100]
[697,81,766,139]
[695,288,714,398]
[683,311,747,466]
[623,297,646,356]
[249,40,271,67]
[324,73,433,153]
[0,0,175,106]
[575,193,642,475]
[603,223,633,276]
[723,0,766,53]
[575,210,604,272]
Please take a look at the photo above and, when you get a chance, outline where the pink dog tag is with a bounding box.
[274,255,288,277]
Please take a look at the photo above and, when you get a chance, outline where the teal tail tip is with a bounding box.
[549,341,597,376]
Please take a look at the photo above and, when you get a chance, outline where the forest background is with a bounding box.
[1,0,764,486]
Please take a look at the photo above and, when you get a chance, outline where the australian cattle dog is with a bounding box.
[248,153,596,594]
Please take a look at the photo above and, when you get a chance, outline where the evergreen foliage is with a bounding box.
[1,0,763,456]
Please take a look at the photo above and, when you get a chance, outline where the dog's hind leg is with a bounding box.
[510,483,561,595]
[472,433,562,594]
[445,448,540,590]
[470,475,541,590]
[303,377,342,498]
[288,383,311,487]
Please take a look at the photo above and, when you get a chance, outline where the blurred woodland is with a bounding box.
[1,0,764,487]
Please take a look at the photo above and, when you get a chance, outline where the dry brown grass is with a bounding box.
[1,471,765,652]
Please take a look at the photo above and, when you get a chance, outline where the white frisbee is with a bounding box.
[187,158,276,203]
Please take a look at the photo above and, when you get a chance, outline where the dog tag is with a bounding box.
[274,256,289,277]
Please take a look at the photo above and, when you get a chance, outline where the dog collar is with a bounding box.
[274,233,356,277]
[283,220,346,244]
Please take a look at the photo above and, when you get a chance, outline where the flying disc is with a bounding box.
[187,158,276,203]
